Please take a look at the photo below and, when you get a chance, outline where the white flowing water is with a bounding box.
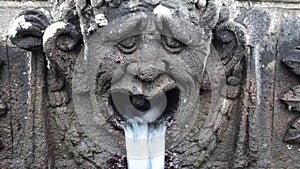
[123,120,166,169]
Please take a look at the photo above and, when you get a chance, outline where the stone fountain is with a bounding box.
[7,0,247,168]
[6,0,276,168]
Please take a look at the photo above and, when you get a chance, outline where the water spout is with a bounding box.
[124,120,166,169]
[110,82,179,168]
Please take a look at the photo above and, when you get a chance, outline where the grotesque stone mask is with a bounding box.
[9,0,247,168]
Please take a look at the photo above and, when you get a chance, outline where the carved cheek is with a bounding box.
[176,50,208,84]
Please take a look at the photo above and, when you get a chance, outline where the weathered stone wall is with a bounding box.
[0,1,50,168]
[1,0,300,169]
[207,2,300,168]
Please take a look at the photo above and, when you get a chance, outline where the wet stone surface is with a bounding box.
[2,0,300,169]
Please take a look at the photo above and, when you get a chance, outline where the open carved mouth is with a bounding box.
[109,88,180,124]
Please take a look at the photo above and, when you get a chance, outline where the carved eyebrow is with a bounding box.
[98,12,148,44]
[156,16,207,47]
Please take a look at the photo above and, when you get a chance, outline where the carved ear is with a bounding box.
[43,22,82,76]
[9,9,50,51]
[213,14,247,75]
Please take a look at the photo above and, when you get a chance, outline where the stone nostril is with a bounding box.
[136,67,162,82]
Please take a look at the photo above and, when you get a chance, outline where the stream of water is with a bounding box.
[123,120,166,169]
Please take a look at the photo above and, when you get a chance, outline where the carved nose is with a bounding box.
[136,66,163,82]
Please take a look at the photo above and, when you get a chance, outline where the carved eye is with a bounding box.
[116,35,139,54]
[161,35,186,53]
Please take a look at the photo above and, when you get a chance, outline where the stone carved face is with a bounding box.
[10,0,243,167]
[10,1,233,167]
[73,8,215,158]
